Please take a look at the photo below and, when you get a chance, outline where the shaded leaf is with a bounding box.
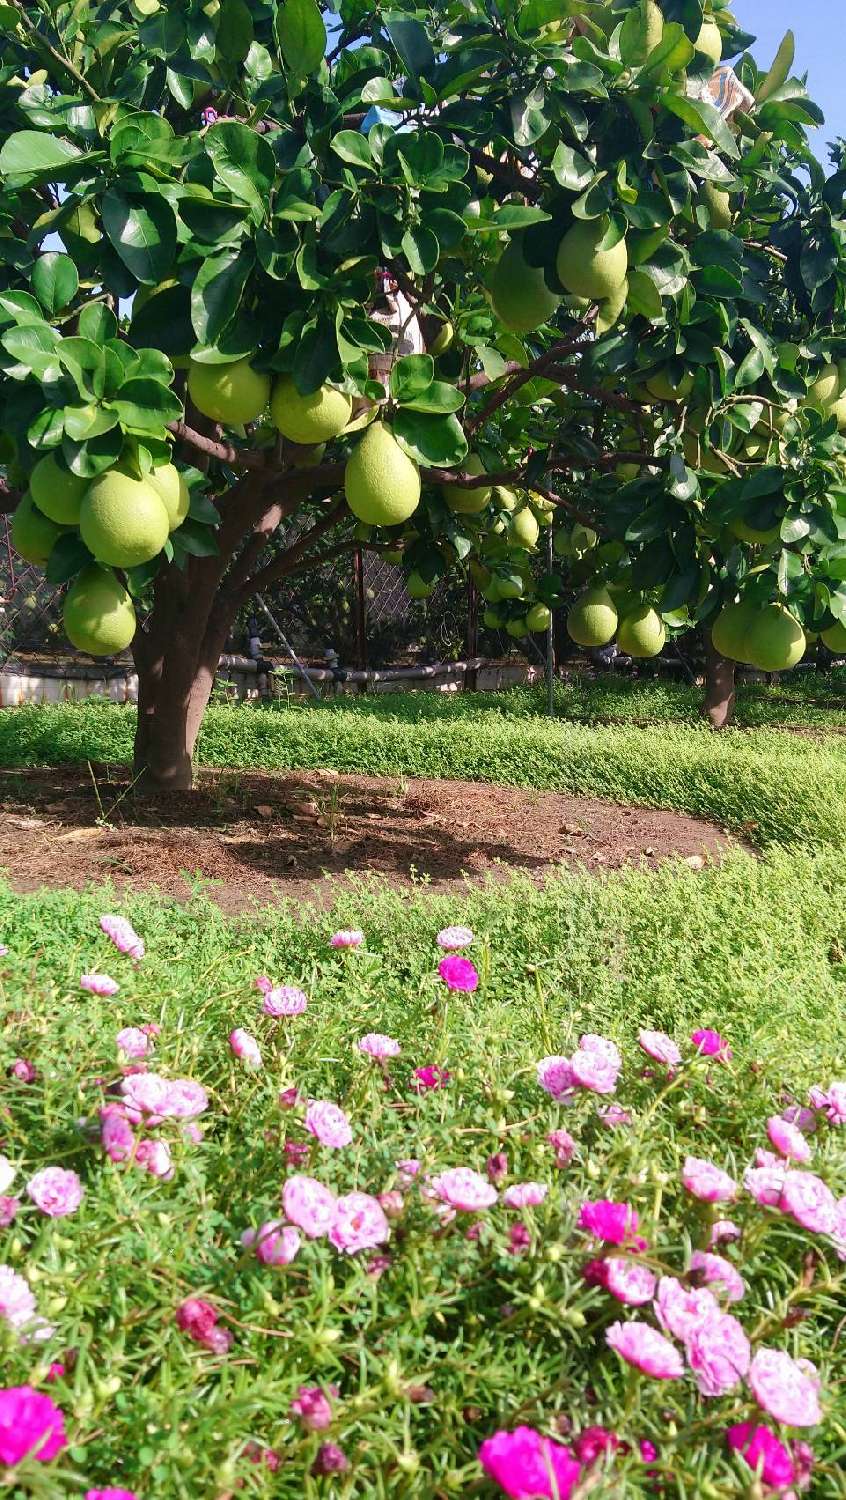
[101,189,177,286]
[32,253,79,315]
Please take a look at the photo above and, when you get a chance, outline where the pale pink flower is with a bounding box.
[0,1265,37,1334]
[578,1199,639,1245]
[571,1037,620,1095]
[436,925,474,950]
[330,929,363,949]
[396,1158,421,1182]
[305,1100,353,1149]
[254,975,273,994]
[767,1116,812,1164]
[358,1033,401,1059]
[329,1191,390,1254]
[100,1106,135,1163]
[163,1078,208,1120]
[0,1199,18,1227]
[99,914,144,960]
[502,1182,548,1209]
[116,1026,150,1060]
[686,1312,750,1397]
[27,1166,83,1218]
[745,1162,787,1207]
[780,1170,838,1234]
[727,1424,796,1487]
[10,1057,36,1082]
[437,955,479,992]
[834,1198,846,1260]
[547,1128,576,1165]
[242,1220,300,1266]
[598,1104,632,1128]
[263,985,308,1017]
[0,1157,14,1195]
[0,1385,67,1464]
[782,1104,817,1133]
[537,1056,575,1100]
[809,1082,846,1125]
[80,973,119,996]
[291,1384,337,1431]
[431,1167,498,1212]
[606,1321,684,1379]
[655,1277,719,1342]
[0,944,7,957]
[135,1138,173,1180]
[580,1034,621,1066]
[229,1028,262,1068]
[638,1030,681,1067]
[749,1349,822,1428]
[682,1156,737,1203]
[182,1122,204,1145]
[378,1190,404,1218]
[710,1219,741,1245]
[689,1250,745,1302]
[691,1027,731,1060]
[282,1175,337,1238]
[478,1425,581,1499]
[602,1258,657,1306]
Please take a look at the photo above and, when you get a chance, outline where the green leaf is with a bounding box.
[46,532,94,586]
[402,381,465,414]
[171,518,220,557]
[402,225,439,275]
[392,410,468,467]
[216,0,254,61]
[660,90,739,160]
[32,253,79,316]
[179,196,248,243]
[397,132,444,185]
[78,304,118,344]
[110,377,182,432]
[190,246,254,345]
[0,130,82,181]
[551,142,593,192]
[330,131,374,170]
[63,427,125,478]
[756,30,794,104]
[390,355,434,402]
[626,268,663,320]
[28,406,65,450]
[0,290,43,326]
[293,318,340,395]
[1,321,60,380]
[469,205,552,232]
[638,20,694,75]
[205,122,276,219]
[188,493,222,526]
[63,404,119,442]
[275,0,327,77]
[101,190,177,286]
[384,13,435,77]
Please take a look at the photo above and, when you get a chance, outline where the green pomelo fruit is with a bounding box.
[80,469,170,568]
[711,599,759,663]
[489,236,562,334]
[63,564,137,656]
[442,453,491,514]
[567,586,618,647]
[646,369,694,403]
[831,393,846,431]
[822,621,846,653]
[188,358,270,425]
[695,18,722,62]
[553,529,573,559]
[805,363,840,411]
[493,485,520,512]
[270,375,352,445]
[506,616,529,639]
[406,570,434,600]
[29,453,89,525]
[745,605,805,671]
[344,422,421,526]
[147,462,190,532]
[700,181,732,230]
[287,442,326,469]
[596,276,628,333]
[741,431,771,462]
[11,492,67,565]
[572,524,599,554]
[526,603,552,632]
[556,217,628,302]
[511,507,539,550]
[430,320,454,356]
[497,573,525,600]
[729,514,782,545]
[617,605,666,658]
[481,577,503,603]
[483,606,503,628]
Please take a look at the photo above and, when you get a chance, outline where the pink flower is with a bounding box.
[263,985,308,1017]
[478,1425,582,1499]
[685,1312,751,1397]
[681,1156,737,1203]
[437,955,479,992]
[135,1138,173,1179]
[691,1028,731,1060]
[745,1163,787,1208]
[99,914,144,960]
[358,1033,401,1059]
[782,1104,817,1134]
[727,1423,795,1488]
[486,1152,508,1184]
[80,973,119,996]
[396,1158,421,1181]
[284,1140,309,1166]
[282,1175,337,1238]
[508,1223,531,1255]
[229,1028,262,1068]
[412,1064,450,1091]
[279,1086,301,1109]
[242,1220,301,1266]
[503,1182,548,1209]
[767,1116,812,1164]
[85,1490,138,1499]
[601,1258,657,1306]
[606,1321,684,1379]
[655,1277,719,1342]
[547,1128,576,1165]
[329,1192,390,1254]
[436,925,474,950]
[116,1027,150,1060]
[0,1157,14,1195]
[808,1081,846,1124]
[710,1219,741,1245]
[330,929,363,949]
[571,1036,620,1094]
[254,975,272,994]
[378,1190,404,1218]
[44,1364,65,1383]
[749,1349,822,1428]
[638,1030,681,1067]
[0,1265,37,1334]
[10,1057,35,1083]
[578,1199,639,1246]
[100,1106,135,1163]
[573,1427,619,1465]
[312,1442,349,1475]
[0,1199,18,1227]
[598,1104,632,1128]
[0,1385,67,1464]
[161,1078,207,1120]
[689,1250,745,1302]
[639,1439,658,1464]
[431,1167,498,1212]
[175,1297,232,1353]
[291,1384,337,1431]
[537,1056,575,1101]
[27,1167,83,1218]
[305,1100,353,1149]
[779,1171,838,1234]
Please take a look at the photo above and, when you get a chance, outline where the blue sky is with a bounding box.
[741,0,843,161]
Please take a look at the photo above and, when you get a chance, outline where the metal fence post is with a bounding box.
[465,574,478,692]
[353,545,368,692]
[546,525,555,717]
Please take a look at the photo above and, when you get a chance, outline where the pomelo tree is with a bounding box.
[1,0,845,787]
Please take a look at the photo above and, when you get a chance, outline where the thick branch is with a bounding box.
[467,336,595,435]
[167,421,270,471]
[238,499,347,601]
[0,478,21,514]
[465,145,543,203]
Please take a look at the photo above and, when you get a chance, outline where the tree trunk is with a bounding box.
[702,639,736,729]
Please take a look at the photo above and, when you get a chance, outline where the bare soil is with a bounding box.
[0,766,736,914]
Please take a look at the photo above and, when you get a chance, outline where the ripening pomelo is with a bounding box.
[489,236,561,334]
[700,180,732,230]
[345,422,421,526]
[729,514,782,545]
[11,492,67,565]
[493,486,520,512]
[63,565,137,656]
[80,469,170,568]
[526,602,552,632]
[506,616,529,639]
[270,375,352,445]
[511,507,540,550]
[805,363,841,412]
[745,605,805,671]
[694,17,722,62]
[646,369,694,403]
[567,586,618,647]
[617,605,666,659]
[29,453,89,525]
[442,453,491,514]
[822,621,846,653]
[556,217,628,302]
[711,599,759,663]
[188,358,270,425]
[147,462,190,532]
[406,570,434,599]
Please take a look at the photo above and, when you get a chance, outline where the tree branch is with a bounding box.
[467,335,595,435]
[167,421,271,471]
[0,478,21,515]
[238,499,348,601]
[9,0,102,102]
[465,145,543,203]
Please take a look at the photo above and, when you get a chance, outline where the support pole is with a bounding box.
[353,545,367,692]
[255,593,321,701]
[465,574,479,692]
[546,525,555,718]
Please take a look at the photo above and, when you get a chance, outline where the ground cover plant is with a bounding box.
[1,849,846,1497]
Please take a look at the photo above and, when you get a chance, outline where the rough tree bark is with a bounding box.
[702,637,736,730]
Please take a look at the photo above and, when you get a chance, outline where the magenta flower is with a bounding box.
[436,925,474,950]
[691,1028,731,1061]
[478,1425,582,1499]
[305,1099,353,1149]
[330,929,364,949]
[99,914,144,960]
[681,1155,737,1203]
[312,1442,349,1475]
[536,1056,575,1101]
[80,973,119,996]
[578,1199,639,1245]
[767,1115,812,1163]
[175,1297,232,1354]
[85,1490,138,1500]
[726,1423,796,1488]
[291,1384,337,1431]
[547,1128,576,1166]
[782,1104,817,1134]
[100,1106,135,1164]
[229,1028,262,1068]
[0,1386,66,1464]
[358,1033,401,1059]
[263,985,309,1017]
[689,1250,745,1302]
[254,975,272,993]
[655,1277,719,1342]
[606,1321,684,1379]
[135,1138,173,1180]
[779,1170,838,1234]
[242,1220,301,1266]
[600,1258,657,1306]
[282,1175,337,1238]
[749,1349,822,1428]
[329,1192,390,1254]
[10,1057,35,1083]
[502,1182,548,1209]
[431,1167,498,1212]
[573,1427,619,1465]
[396,1158,421,1181]
[284,1140,309,1166]
[808,1081,846,1124]
[486,1152,508,1184]
[412,1064,450,1091]
[116,1027,151,1060]
[437,955,479,992]
[638,1029,681,1067]
[27,1166,83,1218]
